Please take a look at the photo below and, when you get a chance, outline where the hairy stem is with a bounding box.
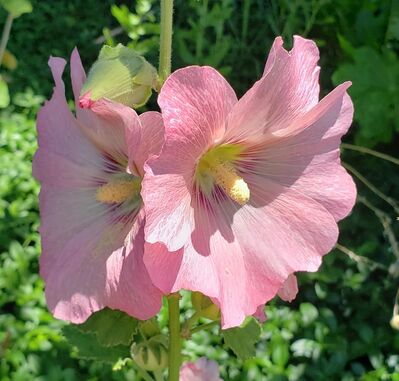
[159,0,174,85]
[167,294,181,381]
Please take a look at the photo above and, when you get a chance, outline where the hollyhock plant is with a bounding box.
[180,358,222,381]
[33,49,163,323]
[142,36,356,329]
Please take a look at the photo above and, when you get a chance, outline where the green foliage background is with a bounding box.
[1,0,399,380]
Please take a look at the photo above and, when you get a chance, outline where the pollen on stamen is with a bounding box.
[213,162,250,206]
[96,178,141,204]
[230,178,250,205]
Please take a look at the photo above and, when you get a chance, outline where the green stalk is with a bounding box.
[167,294,181,381]
[158,0,174,85]
[0,14,13,67]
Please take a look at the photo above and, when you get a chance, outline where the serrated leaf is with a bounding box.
[77,308,138,347]
[222,317,261,360]
[0,76,10,108]
[62,325,130,363]
[0,0,32,18]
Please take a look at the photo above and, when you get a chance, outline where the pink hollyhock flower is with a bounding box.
[142,36,356,328]
[33,49,163,323]
[180,358,222,381]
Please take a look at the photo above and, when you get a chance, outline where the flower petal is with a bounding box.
[70,47,86,105]
[145,178,337,328]
[277,274,298,302]
[241,85,355,221]
[33,57,103,185]
[146,178,338,328]
[101,214,163,320]
[225,36,321,143]
[253,305,267,323]
[142,168,195,252]
[158,66,237,168]
[78,98,141,170]
[128,111,164,177]
[42,209,162,322]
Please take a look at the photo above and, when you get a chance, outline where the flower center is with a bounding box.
[96,174,141,204]
[195,144,250,205]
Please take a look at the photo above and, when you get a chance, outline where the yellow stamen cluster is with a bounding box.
[96,177,141,204]
[212,162,250,205]
[196,144,250,205]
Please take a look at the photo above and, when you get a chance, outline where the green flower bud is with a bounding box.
[192,292,220,321]
[131,334,168,371]
[79,44,158,109]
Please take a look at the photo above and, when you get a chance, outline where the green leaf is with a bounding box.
[0,76,10,108]
[62,325,130,363]
[77,308,138,347]
[222,317,261,360]
[0,0,32,18]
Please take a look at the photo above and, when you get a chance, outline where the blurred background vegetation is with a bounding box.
[1,0,399,380]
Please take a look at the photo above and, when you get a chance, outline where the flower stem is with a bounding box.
[0,14,13,67]
[159,0,174,85]
[167,294,181,381]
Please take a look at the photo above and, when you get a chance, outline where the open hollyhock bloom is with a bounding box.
[180,358,222,381]
[33,49,163,323]
[142,36,356,328]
